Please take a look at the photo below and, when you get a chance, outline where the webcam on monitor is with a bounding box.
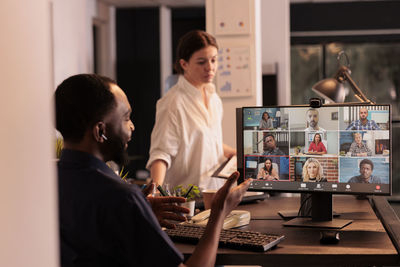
[309,97,323,108]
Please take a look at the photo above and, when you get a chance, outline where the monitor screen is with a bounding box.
[237,104,391,195]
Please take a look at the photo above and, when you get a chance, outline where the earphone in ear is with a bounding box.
[101,134,108,141]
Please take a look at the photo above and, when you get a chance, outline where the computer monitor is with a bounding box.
[236,104,391,228]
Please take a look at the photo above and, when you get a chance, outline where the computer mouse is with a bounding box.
[320,231,340,244]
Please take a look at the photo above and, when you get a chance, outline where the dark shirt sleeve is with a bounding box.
[104,187,183,267]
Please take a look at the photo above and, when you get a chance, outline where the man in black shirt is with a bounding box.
[55,74,250,267]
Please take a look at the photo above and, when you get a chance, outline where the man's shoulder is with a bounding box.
[59,162,141,202]
[274,148,285,155]
[369,120,380,127]
[348,175,360,182]
[370,175,382,183]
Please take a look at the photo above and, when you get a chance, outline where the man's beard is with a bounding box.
[102,134,129,166]
[309,121,316,127]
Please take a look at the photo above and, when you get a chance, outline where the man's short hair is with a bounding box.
[55,74,117,142]
[307,108,318,114]
[360,159,374,170]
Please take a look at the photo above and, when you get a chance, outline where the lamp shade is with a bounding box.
[312,78,346,103]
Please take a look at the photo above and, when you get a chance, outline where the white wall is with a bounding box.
[205,0,291,148]
[206,0,263,148]
[0,0,58,266]
[261,0,291,105]
[94,1,117,79]
[159,5,173,96]
[52,0,97,86]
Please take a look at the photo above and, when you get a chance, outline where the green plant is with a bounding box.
[55,138,63,159]
[119,166,129,182]
[106,162,129,182]
[173,184,200,201]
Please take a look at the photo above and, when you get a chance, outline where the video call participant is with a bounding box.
[147,30,236,191]
[302,158,327,182]
[257,158,279,180]
[349,132,372,157]
[305,108,325,131]
[346,107,381,130]
[262,134,285,156]
[55,74,251,267]
[307,133,327,155]
[348,159,381,183]
[259,111,273,130]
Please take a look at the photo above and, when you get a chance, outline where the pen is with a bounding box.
[157,185,169,196]
[183,185,194,199]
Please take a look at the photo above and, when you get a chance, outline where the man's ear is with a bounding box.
[93,122,106,143]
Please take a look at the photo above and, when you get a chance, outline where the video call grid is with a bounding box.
[242,105,390,184]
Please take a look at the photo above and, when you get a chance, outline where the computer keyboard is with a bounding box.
[165,223,285,252]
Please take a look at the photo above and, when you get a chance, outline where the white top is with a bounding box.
[146,75,226,190]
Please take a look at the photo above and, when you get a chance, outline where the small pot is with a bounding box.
[179,200,195,219]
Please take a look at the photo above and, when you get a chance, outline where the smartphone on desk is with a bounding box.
[188,209,250,229]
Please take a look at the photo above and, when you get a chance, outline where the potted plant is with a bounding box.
[173,184,200,200]
[173,184,200,218]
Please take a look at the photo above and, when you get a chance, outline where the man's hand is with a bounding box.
[182,172,251,267]
[147,196,190,229]
[210,171,252,219]
[142,181,155,197]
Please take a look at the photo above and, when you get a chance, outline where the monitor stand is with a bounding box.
[282,193,353,229]
[278,210,340,219]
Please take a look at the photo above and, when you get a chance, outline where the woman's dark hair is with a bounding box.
[55,74,117,142]
[313,133,322,144]
[262,112,270,121]
[174,30,218,74]
[263,158,273,173]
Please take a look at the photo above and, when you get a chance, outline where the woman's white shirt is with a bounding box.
[146,75,225,190]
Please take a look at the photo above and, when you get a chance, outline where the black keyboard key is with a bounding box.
[165,224,284,252]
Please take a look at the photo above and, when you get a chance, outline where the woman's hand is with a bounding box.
[223,144,236,159]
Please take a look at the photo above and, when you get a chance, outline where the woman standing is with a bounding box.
[146,30,236,190]
[307,133,327,155]
[259,112,273,130]
[257,158,278,180]
[302,158,327,182]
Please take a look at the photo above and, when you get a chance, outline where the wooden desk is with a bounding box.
[175,195,399,266]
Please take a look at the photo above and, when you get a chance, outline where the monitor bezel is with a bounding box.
[237,103,392,196]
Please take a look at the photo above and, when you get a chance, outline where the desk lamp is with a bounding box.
[312,51,374,104]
